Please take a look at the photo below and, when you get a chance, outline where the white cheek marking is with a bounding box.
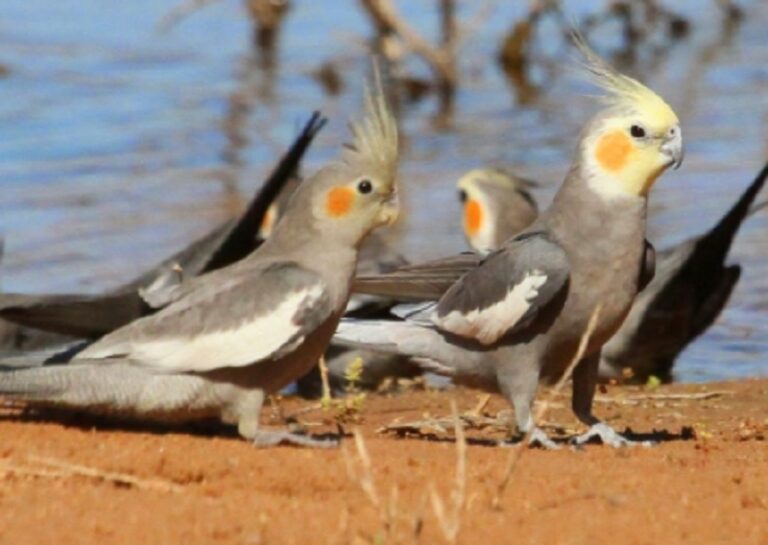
[129,285,325,372]
[435,272,548,345]
[470,226,497,256]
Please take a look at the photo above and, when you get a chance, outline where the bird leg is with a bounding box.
[499,365,560,450]
[524,417,561,450]
[570,351,653,448]
[234,389,340,448]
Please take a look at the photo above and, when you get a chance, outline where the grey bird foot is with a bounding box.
[571,422,654,448]
[528,427,561,450]
[500,427,561,450]
[252,430,340,449]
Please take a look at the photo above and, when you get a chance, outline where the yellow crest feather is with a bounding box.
[342,62,399,184]
[573,33,678,127]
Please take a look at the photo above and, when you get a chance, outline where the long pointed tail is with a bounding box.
[0,361,142,402]
[0,361,211,422]
[204,111,327,272]
[697,161,768,265]
[0,292,144,338]
[352,253,482,300]
[333,318,479,377]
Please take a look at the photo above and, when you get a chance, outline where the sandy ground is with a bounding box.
[0,379,766,545]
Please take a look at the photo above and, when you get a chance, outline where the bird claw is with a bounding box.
[251,430,341,449]
[571,422,655,448]
[528,427,562,450]
[500,427,561,450]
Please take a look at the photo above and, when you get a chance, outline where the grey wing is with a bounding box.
[76,261,334,373]
[352,252,483,301]
[433,231,569,345]
[138,263,186,309]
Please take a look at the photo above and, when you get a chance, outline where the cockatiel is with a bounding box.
[456,163,768,382]
[0,112,326,343]
[457,168,538,254]
[0,75,400,447]
[337,41,683,448]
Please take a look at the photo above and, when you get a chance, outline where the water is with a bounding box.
[0,1,766,382]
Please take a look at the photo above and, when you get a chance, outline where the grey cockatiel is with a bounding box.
[0,78,400,447]
[456,162,768,382]
[246,155,414,397]
[336,43,684,448]
[207,145,414,397]
[457,168,538,254]
[0,112,326,344]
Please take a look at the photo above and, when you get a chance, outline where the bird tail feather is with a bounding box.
[699,161,768,263]
[333,318,469,377]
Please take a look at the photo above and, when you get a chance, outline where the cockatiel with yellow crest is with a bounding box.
[0,73,400,447]
[456,162,768,383]
[457,168,539,254]
[337,40,683,448]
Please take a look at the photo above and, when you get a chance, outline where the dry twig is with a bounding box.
[429,400,467,544]
[319,355,333,406]
[0,455,183,493]
[157,0,223,32]
[360,0,457,86]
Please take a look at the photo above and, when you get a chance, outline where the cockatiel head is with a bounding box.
[275,70,400,247]
[575,39,683,198]
[456,168,539,253]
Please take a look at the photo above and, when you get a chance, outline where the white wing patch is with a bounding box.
[126,285,325,372]
[435,271,548,345]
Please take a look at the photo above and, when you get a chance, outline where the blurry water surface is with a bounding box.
[0,1,766,382]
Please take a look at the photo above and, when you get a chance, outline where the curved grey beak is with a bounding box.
[661,126,684,170]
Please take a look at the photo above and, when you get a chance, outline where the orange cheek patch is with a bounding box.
[464,200,483,235]
[596,130,632,172]
[260,205,276,235]
[325,186,355,217]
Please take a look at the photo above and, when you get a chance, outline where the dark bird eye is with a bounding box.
[357,179,373,194]
[458,190,467,203]
[630,125,646,138]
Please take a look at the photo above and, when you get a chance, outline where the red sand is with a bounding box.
[0,379,766,545]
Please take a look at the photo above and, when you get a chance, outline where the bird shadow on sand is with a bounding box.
[0,407,239,438]
[379,425,695,448]
[0,406,342,445]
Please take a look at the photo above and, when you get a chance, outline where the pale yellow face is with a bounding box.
[586,102,683,197]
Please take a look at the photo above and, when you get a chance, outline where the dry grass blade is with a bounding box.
[0,456,182,493]
[632,391,733,401]
[429,399,467,544]
[491,303,603,509]
[352,428,381,510]
[558,390,735,407]
[319,355,333,406]
[468,393,492,416]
